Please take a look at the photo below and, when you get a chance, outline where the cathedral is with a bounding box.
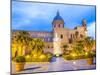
[12,11,88,55]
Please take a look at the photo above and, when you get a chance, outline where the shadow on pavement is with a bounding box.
[23,67,41,71]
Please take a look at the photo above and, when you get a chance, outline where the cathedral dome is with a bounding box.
[52,11,65,28]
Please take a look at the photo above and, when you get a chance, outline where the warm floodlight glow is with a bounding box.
[85,52,88,55]
[72,54,76,57]
[40,55,45,59]
[53,32,62,56]
[56,54,60,57]
[73,61,76,64]
[33,54,37,58]
[26,55,30,58]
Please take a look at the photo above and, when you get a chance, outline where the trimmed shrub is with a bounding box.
[14,56,26,62]
[45,52,53,61]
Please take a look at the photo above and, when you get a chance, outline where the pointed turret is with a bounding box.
[82,19,87,27]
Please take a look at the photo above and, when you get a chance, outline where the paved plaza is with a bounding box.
[12,58,96,74]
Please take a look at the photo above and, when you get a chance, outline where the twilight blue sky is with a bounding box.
[12,1,96,39]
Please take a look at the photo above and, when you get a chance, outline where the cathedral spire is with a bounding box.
[57,10,60,16]
[53,11,63,21]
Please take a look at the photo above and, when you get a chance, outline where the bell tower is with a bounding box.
[82,19,87,31]
[82,19,88,37]
[52,11,67,51]
[52,11,64,56]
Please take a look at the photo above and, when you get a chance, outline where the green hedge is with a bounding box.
[62,52,96,60]
[24,53,53,62]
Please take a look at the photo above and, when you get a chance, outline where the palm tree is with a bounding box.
[72,40,85,57]
[28,38,35,51]
[36,39,44,54]
[73,41,84,54]
[32,38,45,55]
[12,36,18,58]
[13,31,31,56]
[63,44,68,54]
[84,37,95,52]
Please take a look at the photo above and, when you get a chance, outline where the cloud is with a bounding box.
[87,22,96,39]
[12,1,56,20]
[12,18,31,28]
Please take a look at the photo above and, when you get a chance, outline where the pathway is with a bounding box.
[12,58,96,74]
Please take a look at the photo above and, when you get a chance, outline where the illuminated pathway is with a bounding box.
[12,58,96,74]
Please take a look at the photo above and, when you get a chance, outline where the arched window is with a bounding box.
[61,34,63,39]
[80,34,83,38]
[69,34,73,43]
[54,25,56,28]
[69,38,72,44]
[48,46,50,48]
[75,31,79,38]
[59,24,60,28]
